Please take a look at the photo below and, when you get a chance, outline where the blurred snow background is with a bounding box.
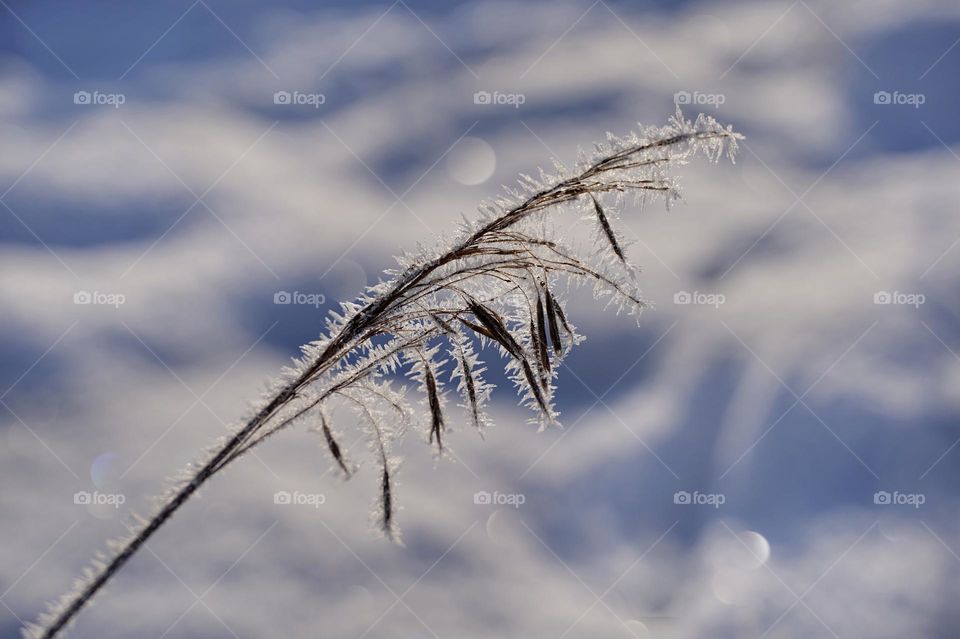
[1,0,959,637]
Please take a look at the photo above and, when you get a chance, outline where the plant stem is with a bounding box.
[36,127,730,638]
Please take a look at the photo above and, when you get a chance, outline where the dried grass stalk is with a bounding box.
[29,109,740,639]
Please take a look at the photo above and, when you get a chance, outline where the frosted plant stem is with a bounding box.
[35,288,395,639]
[32,113,740,639]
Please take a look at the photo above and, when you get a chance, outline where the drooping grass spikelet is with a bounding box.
[448,330,491,436]
[534,296,551,376]
[590,194,627,263]
[543,287,564,355]
[425,368,444,452]
[468,301,523,360]
[319,410,352,478]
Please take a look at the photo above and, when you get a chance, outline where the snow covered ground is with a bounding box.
[1,1,959,636]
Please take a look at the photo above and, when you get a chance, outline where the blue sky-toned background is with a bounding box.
[2,1,959,637]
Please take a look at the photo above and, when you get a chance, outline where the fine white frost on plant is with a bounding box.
[28,109,741,639]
